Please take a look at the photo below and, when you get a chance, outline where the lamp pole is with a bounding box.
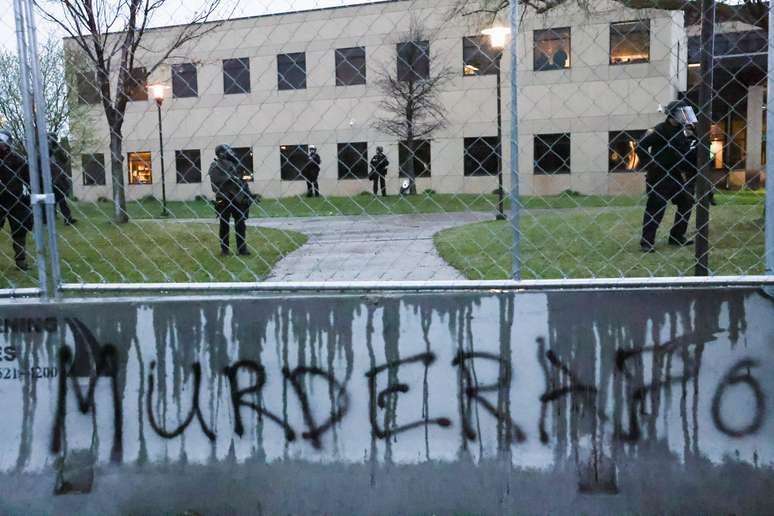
[495,52,505,220]
[156,99,168,217]
[482,26,511,221]
[149,84,168,217]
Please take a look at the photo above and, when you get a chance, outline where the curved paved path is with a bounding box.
[256,212,491,281]
[164,212,491,281]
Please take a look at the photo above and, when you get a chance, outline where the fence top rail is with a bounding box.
[0,288,43,299]
[54,276,774,294]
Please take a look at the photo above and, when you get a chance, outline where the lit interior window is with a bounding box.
[128,151,153,185]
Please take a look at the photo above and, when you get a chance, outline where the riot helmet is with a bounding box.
[215,144,234,161]
[662,100,698,127]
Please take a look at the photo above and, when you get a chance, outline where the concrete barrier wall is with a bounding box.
[0,288,772,514]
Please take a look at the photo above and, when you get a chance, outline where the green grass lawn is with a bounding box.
[435,194,766,280]
[1,190,765,288]
[0,217,307,289]
[67,191,649,221]
[69,189,766,221]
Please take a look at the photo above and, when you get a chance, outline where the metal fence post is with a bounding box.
[22,0,62,296]
[509,0,521,281]
[12,0,48,297]
[694,0,715,276]
[766,0,774,286]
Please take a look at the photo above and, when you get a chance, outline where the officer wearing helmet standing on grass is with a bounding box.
[304,145,321,198]
[208,144,252,257]
[0,129,32,270]
[369,146,388,197]
[636,100,697,252]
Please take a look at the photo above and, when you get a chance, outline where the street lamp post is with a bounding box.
[149,84,168,217]
[482,25,511,221]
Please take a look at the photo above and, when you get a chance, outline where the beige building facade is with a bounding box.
[68,0,687,202]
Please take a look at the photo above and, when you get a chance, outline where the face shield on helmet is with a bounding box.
[661,101,698,127]
[670,106,698,126]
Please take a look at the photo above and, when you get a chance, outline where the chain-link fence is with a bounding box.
[1,0,773,295]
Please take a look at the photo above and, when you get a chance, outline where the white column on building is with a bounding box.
[746,85,765,177]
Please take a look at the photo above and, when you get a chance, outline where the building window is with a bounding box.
[128,151,153,185]
[608,130,645,172]
[399,140,431,177]
[534,133,571,174]
[175,149,202,184]
[397,40,430,82]
[533,28,571,71]
[464,137,500,176]
[81,153,105,185]
[280,144,309,181]
[338,142,368,179]
[127,67,147,101]
[223,58,251,94]
[76,71,100,105]
[172,63,198,98]
[610,20,650,65]
[462,36,499,76]
[277,53,307,90]
[336,47,366,86]
[231,146,254,181]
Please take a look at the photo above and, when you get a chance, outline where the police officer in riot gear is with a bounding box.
[369,146,388,197]
[48,136,76,225]
[208,144,252,257]
[0,129,32,270]
[304,145,321,198]
[636,100,697,252]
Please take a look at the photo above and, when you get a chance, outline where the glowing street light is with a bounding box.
[147,83,169,216]
[148,83,167,106]
[482,24,511,221]
[482,25,511,50]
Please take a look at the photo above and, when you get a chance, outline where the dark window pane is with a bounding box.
[464,137,500,176]
[610,20,650,65]
[462,36,500,76]
[336,47,366,86]
[223,58,251,94]
[399,140,431,177]
[533,28,571,71]
[277,53,307,90]
[534,133,571,174]
[77,71,100,105]
[280,144,309,180]
[128,151,153,185]
[397,40,429,82]
[337,142,368,179]
[175,149,202,183]
[231,147,254,181]
[609,130,645,172]
[172,63,198,98]
[127,67,147,101]
[81,153,105,185]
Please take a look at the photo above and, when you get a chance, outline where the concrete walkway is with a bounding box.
[260,212,490,281]
[165,212,490,281]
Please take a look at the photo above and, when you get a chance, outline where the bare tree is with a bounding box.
[372,20,453,195]
[0,35,93,152]
[34,0,226,223]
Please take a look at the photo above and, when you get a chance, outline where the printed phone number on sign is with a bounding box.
[0,367,59,380]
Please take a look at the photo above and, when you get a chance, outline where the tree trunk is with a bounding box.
[406,138,418,195]
[109,130,128,223]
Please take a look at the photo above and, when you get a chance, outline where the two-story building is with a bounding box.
[68,0,687,202]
